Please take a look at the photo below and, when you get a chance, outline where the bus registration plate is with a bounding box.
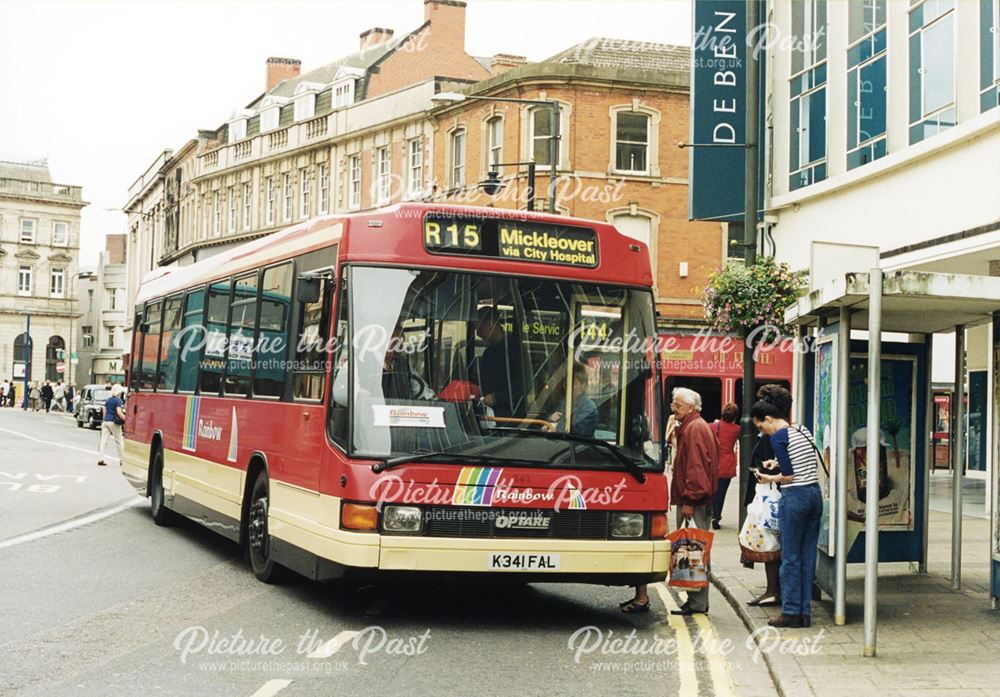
[488,553,560,571]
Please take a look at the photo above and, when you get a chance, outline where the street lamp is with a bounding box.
[431,91,560,213]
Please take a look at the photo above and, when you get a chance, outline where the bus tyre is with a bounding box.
[247,470,283,584]
[149,448,175,526]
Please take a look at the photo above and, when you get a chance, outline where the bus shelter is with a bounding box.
[784,270,1000,657]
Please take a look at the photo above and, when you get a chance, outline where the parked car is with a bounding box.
[75,385,111,429]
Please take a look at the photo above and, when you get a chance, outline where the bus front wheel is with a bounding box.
[247,470,283,584]
[149,448,175,526]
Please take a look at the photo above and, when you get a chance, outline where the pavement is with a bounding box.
[708,471,1000,697]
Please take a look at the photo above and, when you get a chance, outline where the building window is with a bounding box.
[376,146,391,205]
[847,0,887,169]
[530,107,562,167]
[909,0,956,144]
[18,265,32,296]
[106,326,117,349]
[299,168,311,219]
[789,0,827,191]
[486,118,503,169]
[19,218,36,243]
[334,81,353,108]
[50,268,65,298]
[294,93,315,121]
[228,187,237,233]
[349,155,361,209]
[213,192,222,235]
[108,288,117,310]
[283,172,293,222]
[318,163,330,213]
[266,176,276,225]
[980,0,1000,112]
[229,119,247,143]
[52,221,69,246]
[451,130,466,188]
[614,112,649,173]
[260,107,280,133]
[82,327,94,349]
[407,138,423,197]
[242,182,252,229]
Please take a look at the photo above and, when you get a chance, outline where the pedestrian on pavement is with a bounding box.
[1,380,8,407]
[66,384,75,414]
[53,381,66,412]
[41,381,54,412]
[97,384,126,467]
[711,403,741,530]
[751,397,823,629]
[8,382,15,408]
[28,382,40,411]
[744,385,792,607]
[620,387,718,614]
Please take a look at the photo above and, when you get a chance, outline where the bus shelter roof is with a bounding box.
[784,271,1000,334]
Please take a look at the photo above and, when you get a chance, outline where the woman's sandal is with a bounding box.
[620,599,650,613]
[747,594,780,607]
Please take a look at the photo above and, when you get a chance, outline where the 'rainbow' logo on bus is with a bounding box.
[565,486,587,510]
[227,407,238,462]
[183,397,200,451]
[452,466,503,506]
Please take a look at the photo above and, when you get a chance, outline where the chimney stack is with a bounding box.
[490,54,528,76]
[424,0,468,51]
[265,57,301,91]
[360,27,394,50]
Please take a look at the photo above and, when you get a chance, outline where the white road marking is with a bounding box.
[0,497,146,549]
[0,425,119,461]
[248,679,292,697]
[307,630,359,658]
[653,583,699,697]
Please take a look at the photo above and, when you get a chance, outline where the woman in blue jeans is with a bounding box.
[750,399,823,628]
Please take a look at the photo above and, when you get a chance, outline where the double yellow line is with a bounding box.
[652,583,735,697]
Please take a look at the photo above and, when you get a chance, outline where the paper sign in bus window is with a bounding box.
[372,405,446,428]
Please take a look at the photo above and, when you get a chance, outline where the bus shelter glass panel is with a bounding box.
[343,266,661,470]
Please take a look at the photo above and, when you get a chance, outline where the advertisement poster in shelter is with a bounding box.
[846,354,916,530]
[813,337,836,551]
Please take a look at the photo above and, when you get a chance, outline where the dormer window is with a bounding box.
[293,82,323,121]
[260,107,280,133]
[333,81,354,108]
[229,119,247,143]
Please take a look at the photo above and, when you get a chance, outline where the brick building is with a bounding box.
[0,159,86,387]
[125,1,722,338]
[428,38,723,323]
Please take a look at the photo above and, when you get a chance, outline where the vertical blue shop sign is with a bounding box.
[690,0,747,222]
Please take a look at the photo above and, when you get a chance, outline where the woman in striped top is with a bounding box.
[750,399,823,629]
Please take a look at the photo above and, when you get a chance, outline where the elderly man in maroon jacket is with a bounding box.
[619,386,719,614]
[668,386,719,614]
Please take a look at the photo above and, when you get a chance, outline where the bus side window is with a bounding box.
[225,272,258,397]
[254,263,293,398]
[178,288,205,392]
[327,276,349,447]
[158,295,183,393]
[129,310,143,391]
[200,280,231,395]
[139,301,163,391]
[292,274,332,402]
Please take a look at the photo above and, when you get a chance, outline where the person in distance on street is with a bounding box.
[97,384,127,467]
[710,402,741,530]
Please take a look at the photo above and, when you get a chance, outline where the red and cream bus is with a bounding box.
[122,203,668,585]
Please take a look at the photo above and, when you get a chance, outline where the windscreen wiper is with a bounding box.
[372,450,537,473]
[496,428,647,483]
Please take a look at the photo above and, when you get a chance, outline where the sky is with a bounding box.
[0,0,691,267]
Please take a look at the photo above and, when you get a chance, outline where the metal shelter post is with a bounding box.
[835,306,851,624]
[951,325,966,590]
[793,325,807,424]
[920,333,934,573]
[863,268,883,657]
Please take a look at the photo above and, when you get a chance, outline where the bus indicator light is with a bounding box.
[342,503,379,531]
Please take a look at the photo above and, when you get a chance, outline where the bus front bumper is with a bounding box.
[377,536,669,585]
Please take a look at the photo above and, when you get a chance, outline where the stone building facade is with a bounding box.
[76,234,127,387]
[0,159,86,388]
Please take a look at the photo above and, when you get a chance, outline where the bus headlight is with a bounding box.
[382,505,423,533]
[610,512,644,538]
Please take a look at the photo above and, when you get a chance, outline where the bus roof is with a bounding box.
[135,203,653,305]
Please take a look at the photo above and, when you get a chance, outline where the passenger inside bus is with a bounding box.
[469,306,525,419]
[546,362,598,437]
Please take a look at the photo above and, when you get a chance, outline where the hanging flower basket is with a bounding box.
[703,257,807,339]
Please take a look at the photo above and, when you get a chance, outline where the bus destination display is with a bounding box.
[423,214,599,268]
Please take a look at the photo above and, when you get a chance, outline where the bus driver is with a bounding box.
[471,307,525,419]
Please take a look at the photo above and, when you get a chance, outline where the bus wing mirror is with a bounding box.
[296,277,321,304]
[139,322,150,333]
